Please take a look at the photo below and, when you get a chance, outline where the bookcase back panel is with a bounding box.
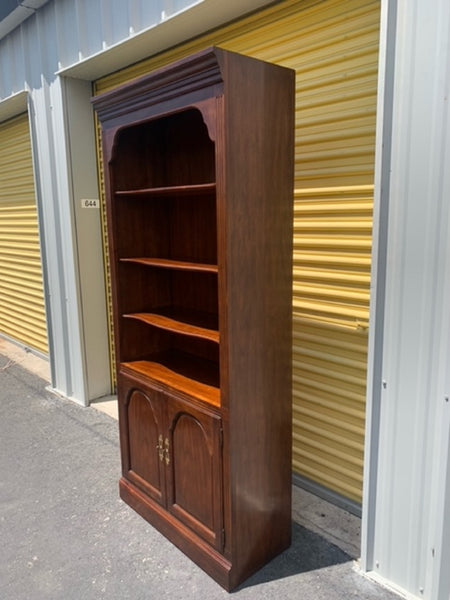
[113,199,170,258]
[113,108,215,189]
[168,196,217,264]
[117,263,171,314]
[119,317,169,362]
[117,264,217,315]
[113,194,217,265]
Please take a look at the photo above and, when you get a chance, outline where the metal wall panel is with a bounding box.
[363,0,450,597]
[95,0,380,504]
[50,0,275,78]
[46,0,199,68]
[0,113,47,354]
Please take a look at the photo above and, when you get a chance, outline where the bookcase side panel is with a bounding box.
[220,51,295,581]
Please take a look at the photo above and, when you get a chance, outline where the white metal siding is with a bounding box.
[52,0,275,77]
[364,0,450,598]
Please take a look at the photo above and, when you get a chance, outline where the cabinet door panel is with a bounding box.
[166,397,223,550]
[121,379,165,505]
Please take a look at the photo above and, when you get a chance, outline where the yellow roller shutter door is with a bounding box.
[94,0,380,504]
[0,114,48,355]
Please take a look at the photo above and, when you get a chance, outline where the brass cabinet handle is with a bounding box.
[156,434,170,465]
[157,434,164,462]
[164,437,170,466]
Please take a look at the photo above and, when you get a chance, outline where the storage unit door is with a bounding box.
[0,114,48,355]
[94,0,380,505]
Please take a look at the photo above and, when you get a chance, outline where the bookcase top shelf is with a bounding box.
[119,258,218,273]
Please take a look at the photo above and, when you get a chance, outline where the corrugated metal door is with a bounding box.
[0,113,48,355]
[94,0,380,505]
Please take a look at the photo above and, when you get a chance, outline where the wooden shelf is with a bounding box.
[115,183,216,199]
[121,353,220,407]
[123,308,219,343]
[120,257,218,274]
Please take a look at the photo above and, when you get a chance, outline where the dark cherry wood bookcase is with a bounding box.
[92,47,294,591]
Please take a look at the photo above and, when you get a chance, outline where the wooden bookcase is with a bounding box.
[92,47,294,591]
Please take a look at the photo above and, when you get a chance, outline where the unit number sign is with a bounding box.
[81,199,100,209]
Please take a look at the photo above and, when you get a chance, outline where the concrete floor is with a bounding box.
[0,339,400,599]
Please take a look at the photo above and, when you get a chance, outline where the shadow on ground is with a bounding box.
[236,521,352,591]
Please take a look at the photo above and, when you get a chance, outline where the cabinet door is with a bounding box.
[165,396,224,551]
[119,374,166,506]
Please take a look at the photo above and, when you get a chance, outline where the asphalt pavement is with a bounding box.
[0,348,401,600]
